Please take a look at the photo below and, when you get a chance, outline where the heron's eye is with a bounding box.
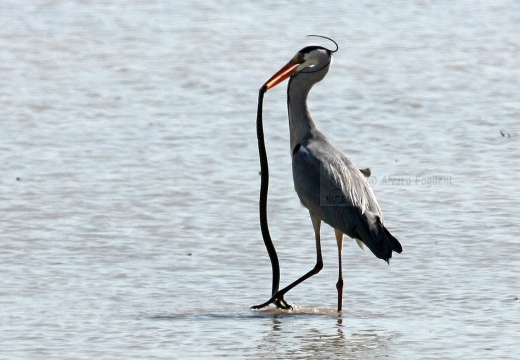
[297,53,305,62]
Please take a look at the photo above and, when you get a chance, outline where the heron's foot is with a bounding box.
[251,293,292,310]
[274,297,292,310]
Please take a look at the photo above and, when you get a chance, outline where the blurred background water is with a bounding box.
[1,1,519,358]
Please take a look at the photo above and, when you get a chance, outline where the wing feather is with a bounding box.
[292,134,401,261]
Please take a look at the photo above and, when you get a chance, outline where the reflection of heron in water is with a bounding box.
[257,311,392,358]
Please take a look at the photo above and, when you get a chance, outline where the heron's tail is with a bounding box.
[355,211,402,263]
[383,226,402,253]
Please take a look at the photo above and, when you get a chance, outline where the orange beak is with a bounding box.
[261,60,300,91]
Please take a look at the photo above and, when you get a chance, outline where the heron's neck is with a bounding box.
[287,76,316,151]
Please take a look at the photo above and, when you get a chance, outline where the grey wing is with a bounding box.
[292,144,400,261]
[292,143,378,228]
[338,154,382,221]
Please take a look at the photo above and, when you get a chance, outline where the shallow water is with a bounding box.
[1,1,519,358]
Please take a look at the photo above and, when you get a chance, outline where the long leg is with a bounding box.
[334,229,344,312]
[251,211,323,309]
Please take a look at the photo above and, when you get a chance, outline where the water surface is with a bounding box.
[1,1,519,358]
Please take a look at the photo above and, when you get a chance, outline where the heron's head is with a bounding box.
[261,37,338,91]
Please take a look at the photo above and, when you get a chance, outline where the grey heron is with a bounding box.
[252,37,402,312]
